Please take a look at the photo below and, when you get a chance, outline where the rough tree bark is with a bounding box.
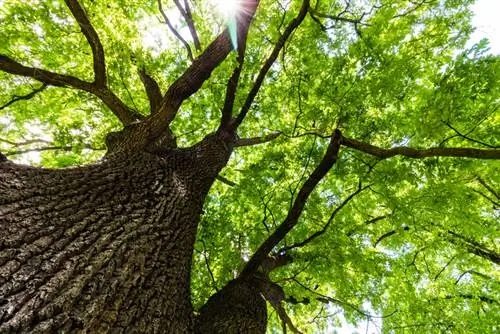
[2,0,498,333]
[0,133,250,333]
[1,0,267,330]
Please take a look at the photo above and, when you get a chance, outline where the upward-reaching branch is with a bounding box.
[64,0,106,86]
[231,0,310,131]
[146,1,260,138]
[138,68,163,114]
[158,0,194,62]
[174,0,201,51]
[219,63,244,129]
[280,183,369,252]
[241,129,342,276]
[101,1,261,153]
[217,0,264,130]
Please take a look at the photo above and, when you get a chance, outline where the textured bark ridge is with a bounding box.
[0,134,232,333]
[195,276,267,334]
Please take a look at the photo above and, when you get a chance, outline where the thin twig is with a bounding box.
[292,278,398,319]
[373,230,397,247]
[0,84,48,110]
[442,121,498,149]
[174,0,201,50]
[231,0,310,130]
[434,255,456,281]
[476,176,499,200]
[200,239,219,293]
[158,0,194,61]
[455,270,496,285]
[234,132,282,147]
[0,138,51,146]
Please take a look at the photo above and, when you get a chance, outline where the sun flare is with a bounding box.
[210,0,241,19]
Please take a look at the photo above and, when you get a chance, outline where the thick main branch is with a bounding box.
[145,1,260,142]
[241,129,342,276]
[0,55,141,125]
[0,55,93,90]
[341,135,500,160]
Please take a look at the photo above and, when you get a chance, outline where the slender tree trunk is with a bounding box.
[0,134,256,333]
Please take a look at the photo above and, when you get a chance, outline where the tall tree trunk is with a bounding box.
[0,134,241,333]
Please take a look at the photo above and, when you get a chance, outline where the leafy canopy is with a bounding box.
[1,0,499,332]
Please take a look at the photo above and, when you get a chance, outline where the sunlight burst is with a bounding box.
[210,0,241,19]
[209,0,247,50]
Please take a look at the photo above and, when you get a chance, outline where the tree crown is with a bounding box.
[1,0,499,331]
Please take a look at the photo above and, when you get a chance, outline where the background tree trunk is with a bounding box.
[195,276,268,334]
[0,135,237,333]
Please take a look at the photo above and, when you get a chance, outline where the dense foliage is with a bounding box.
[1,0,498,332]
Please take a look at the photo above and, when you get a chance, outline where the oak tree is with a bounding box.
[0,0,499,332]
